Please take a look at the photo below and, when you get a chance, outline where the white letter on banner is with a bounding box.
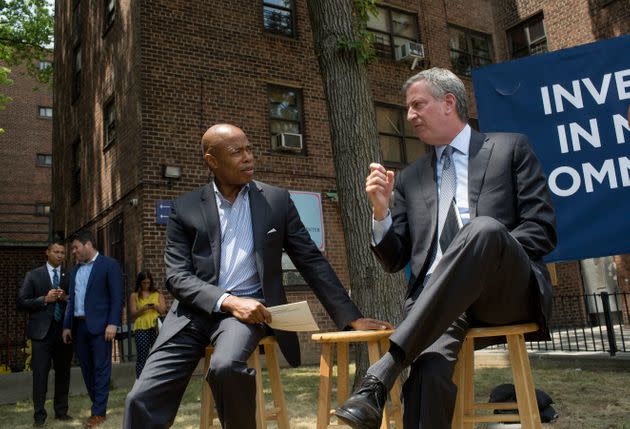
[541,86,553,115]
[613,114,630,144]
[615,69,630,100]
[570,119,601,152]
[582,159,618,193]
[619,157,630,187]
[582,74,611,105]
[549,166,581,197]
[557,124,569,153]
[553,80,583,113]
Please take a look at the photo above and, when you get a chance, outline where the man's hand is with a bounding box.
[104,324,118,342]
[44,289,59,303]
[221,295,272,325]
[62,329,72,344]
[349,318,394,331]
[366,163,395,221]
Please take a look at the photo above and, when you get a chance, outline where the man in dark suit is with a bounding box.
[62,230,124,428]
[336,68,557,429]
[17,240,74,426]
[124,123,392,429]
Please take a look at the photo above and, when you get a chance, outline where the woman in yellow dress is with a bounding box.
[129,272,166,378]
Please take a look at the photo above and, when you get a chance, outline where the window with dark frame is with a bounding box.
[38,106,53,118]
[72,45,82,102]
[36,154,52,167]
[367,5,419,59]
[281,252,307,288]
[268,85,304,152]
[507,14,547,59]
[104,0,115,33]
[104,96,116,147]
[72,139,81,204]
[448,26,493,77]
[376,104,427,167]
[263,0,295,37]
[35,204,51,217]
[37,61,52,71]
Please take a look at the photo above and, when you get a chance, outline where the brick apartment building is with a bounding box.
[0,60,54,370]
[50,0,629,364]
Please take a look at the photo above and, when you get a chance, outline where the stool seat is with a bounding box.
[199,336,289,429]
[312,330,402,429]
[451,323,542,429]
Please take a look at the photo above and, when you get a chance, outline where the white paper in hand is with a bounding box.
[266,301,320,332]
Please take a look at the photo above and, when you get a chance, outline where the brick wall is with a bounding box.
[0,246,46,371]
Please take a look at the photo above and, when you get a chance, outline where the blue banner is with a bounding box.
[473,35,630,262]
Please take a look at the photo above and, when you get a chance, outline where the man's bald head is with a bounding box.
[201,124,246,156]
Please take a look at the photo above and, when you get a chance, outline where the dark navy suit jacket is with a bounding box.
[63,254,124,334]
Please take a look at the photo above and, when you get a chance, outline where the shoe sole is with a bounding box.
[335,407,375,429]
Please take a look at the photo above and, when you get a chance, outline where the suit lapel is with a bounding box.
[248,181,268,280]
[468,130,494,219]
[85,254,101,292]
[200,183,221,275]
[417,153,438,232]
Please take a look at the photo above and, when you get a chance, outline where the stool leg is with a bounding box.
[317,343,333,429]
[200,347,213,429]
[462,337,475,429]
[249,349,265,429]
[507,334,542,429]
[264,343,290,429]
[380,338,402,429]
[337,342,350,404]
[367,341,390,429]
[451,345,465,429]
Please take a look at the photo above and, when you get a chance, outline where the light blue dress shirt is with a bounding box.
[74,252,99,317]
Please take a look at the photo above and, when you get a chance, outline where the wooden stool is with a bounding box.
[451,323,542,429]
[199,336,290,429]
[311,330,403,429]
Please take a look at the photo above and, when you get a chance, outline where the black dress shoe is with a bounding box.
[336,374,387,429]
[54,414,73,421]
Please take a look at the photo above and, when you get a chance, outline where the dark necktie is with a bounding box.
[433,146,461,265]
[52,269,62,322]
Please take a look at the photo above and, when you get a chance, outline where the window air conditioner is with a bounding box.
[271,133,303,152]
[395,41,425,61]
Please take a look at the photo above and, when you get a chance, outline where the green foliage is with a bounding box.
[337,0,378,64]
[0,0,53,114]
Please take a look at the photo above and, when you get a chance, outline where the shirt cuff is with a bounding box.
[372,212,392,245]
[214,293,230,313]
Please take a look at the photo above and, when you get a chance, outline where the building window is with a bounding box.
[104,96,116,148]
[72,45,82,102]
[448,26,493,77]
[104,0,116,33]
[36,154,52,167]
[507,14,547,58]
[37,61,52,71]
[35,204,51,216]
[263,0,295,37]
[367,5,419,59]
[72,139,81,203]
[282,252,307,288]
[268,85,304,153]
[376,104,426,167]
[38,106,53,118]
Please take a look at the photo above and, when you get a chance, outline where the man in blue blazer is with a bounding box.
[63,230,124,428]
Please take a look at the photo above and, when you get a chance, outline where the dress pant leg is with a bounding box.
[207,316,267,429]
[401,314,469,429]
[123,323,208,429]
[90,332,113,416]
[390,216,535,363]
[51,322,73,417]
[74,319,95,404]
[30,330,54,422]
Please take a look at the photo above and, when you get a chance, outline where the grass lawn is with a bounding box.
[1,360,629,428]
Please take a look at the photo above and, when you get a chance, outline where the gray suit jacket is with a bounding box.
[158,180,362,366]
[372,130,557,337]
[17,265,69,340]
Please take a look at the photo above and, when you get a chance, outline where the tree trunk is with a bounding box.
[306,0,406,382]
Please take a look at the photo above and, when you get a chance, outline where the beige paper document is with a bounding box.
[267,301,320,332]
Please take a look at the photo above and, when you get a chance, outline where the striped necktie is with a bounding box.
[52,269,63,322]
[437,145,460,252]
